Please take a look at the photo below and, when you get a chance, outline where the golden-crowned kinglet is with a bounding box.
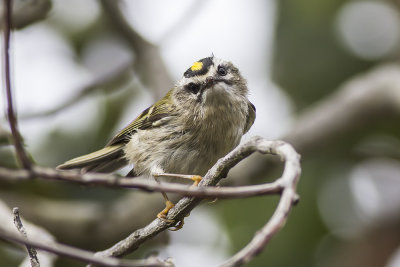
[58,56,256,222]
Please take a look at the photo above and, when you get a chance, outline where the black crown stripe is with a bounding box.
[184,57,214,78]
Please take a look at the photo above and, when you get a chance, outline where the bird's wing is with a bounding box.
[56,145,125,171]
[57,90,175,172]
[244,101,256,134]
[107,89,175,145]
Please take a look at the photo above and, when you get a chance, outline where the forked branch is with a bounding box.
[90,137,301,267]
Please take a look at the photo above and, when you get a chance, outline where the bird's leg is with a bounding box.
[153,173,203,230]
[153,173,203,186]
[157,191,175,223]
[152,175,174,223]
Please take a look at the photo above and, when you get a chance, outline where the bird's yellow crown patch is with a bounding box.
[184,57,213,78]
[191,61,203,71]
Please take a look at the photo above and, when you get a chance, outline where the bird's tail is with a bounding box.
[56,145,128,173]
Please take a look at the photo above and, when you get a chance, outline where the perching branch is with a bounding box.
[0,164,282,198]
[2,0,31,169]
[13,208,40,267]
[91,137,301,267]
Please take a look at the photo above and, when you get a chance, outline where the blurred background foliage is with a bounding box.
[1,0,400,266]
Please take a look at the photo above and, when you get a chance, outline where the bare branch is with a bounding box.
[91,137,301,266]
[13,207,40,267]
[219,143,301,267]
[0,165,282,198]
[2,0,31,169]
[0,226,172,267]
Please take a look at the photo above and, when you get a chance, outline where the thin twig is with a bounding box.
[13,207,40,267]
[2,0,31,169]
[0,226,172,267]
[0,200,57,266]
[0,165,283,198]
[220,143,301,267]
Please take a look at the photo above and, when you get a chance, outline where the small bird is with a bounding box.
[57,56,255,224]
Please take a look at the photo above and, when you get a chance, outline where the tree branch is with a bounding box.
[13,207,40,267]
[220,143,301,267]
[91,137,301,267]
[2,0,31,169]
[0,164,282,198]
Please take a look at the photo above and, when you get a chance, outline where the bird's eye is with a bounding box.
[217,65,227,76]
[186,82,200,94]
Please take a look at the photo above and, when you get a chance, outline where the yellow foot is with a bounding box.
[191,175,203,186]
[154,173,203,185]
[157,200,175,223]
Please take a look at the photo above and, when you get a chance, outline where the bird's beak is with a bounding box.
[203,76,215,89]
